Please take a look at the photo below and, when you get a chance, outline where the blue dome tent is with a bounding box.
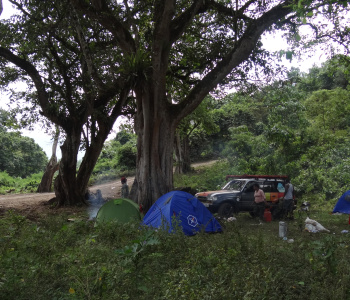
[333,190,350,214]
[142,191,222,236]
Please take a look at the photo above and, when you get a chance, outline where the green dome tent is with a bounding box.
[95,198,142,225]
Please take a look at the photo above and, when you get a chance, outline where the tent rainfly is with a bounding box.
[142,191,222,236]
[95,198,142,225]
[333,190,350,224]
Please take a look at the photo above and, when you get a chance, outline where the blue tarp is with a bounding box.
[333,190,350,214]
[142,191,222,236]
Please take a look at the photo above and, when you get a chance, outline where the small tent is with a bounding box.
[95,198,142,225]
[142,191,222,236]
[333,190,350,214]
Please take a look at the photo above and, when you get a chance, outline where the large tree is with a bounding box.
[1,0,348,209]
[0,1,130,205]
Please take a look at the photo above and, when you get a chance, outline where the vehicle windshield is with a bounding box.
[222,180,246,191]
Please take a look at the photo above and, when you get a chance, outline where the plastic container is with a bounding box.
[279,221,287,238]
[264,209,272,222]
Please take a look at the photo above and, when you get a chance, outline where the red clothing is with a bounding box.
[254,189,266,203]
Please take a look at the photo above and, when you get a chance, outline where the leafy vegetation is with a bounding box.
[2,56,350,208]
[90,131,137,184]
[0,171,43,194]
[1,202,350,299]
[0,110,47,178]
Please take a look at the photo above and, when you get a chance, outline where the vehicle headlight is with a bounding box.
[208,194,218,201]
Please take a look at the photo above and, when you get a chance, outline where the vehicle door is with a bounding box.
[240,181,257,211]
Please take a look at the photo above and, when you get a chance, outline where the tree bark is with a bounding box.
[130,86,175,212]
[77,118,113,194]
[54,125,83,206]
[174,132,191,174]
[37,127,60,193]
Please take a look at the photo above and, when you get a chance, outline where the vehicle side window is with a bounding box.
[244,182,256,192]
[262,182,270,192]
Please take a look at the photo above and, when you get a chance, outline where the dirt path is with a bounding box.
[0,179,126,210]
[0,160,217,215]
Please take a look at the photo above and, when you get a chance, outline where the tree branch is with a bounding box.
[0,46,60,124]
[172,0,295,123]
[69,0,136,54]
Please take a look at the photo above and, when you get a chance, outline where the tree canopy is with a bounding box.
[0,109,47,177]
[0,0,349,209]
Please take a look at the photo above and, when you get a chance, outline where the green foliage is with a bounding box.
[1,208,350,299]
[0,171,43,194]
[0,129,47,178]
[177,97,221,161]
[189,61,350,207]
[116,143,137,171]
[174,160,236,192]
[91,132,137,184]
[115,130,135,146]
[305,88,350,131]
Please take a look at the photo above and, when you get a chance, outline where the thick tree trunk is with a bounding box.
[54,126,83,206]
[53,117,114,206]
[37,159,59,192]
[37,127,60,192]
[131,89,175,212]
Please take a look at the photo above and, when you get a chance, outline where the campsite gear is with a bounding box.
[332,191,350,224]
[304,217,330,233]
[264,208,272,222]
[333,191,350,214]
[142,191,222,236]
[95,198,142,225]
[279,221,287,237]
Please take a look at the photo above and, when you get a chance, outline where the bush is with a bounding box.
[0,171,42,194]
[116,142,137,171]
[174,160,238,192]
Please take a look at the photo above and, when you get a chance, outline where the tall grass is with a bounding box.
[1,162,350,299]
[1,207,350,300]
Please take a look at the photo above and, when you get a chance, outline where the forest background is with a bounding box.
[1,55,350,209]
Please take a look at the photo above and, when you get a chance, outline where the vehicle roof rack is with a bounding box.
[225,174,288,181]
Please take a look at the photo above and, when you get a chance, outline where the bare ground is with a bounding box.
[0,160,217,217]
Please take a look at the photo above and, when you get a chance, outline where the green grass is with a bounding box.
[1,207,350,300]
[1,162,349,299]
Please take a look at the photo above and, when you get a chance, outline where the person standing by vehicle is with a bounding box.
[253,183,266,223]
[121,177,129,198]
[283,179,295,219]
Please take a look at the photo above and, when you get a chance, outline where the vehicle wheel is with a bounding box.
[218,203,234,218]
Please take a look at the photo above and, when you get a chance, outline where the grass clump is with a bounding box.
[1,207,350,299]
